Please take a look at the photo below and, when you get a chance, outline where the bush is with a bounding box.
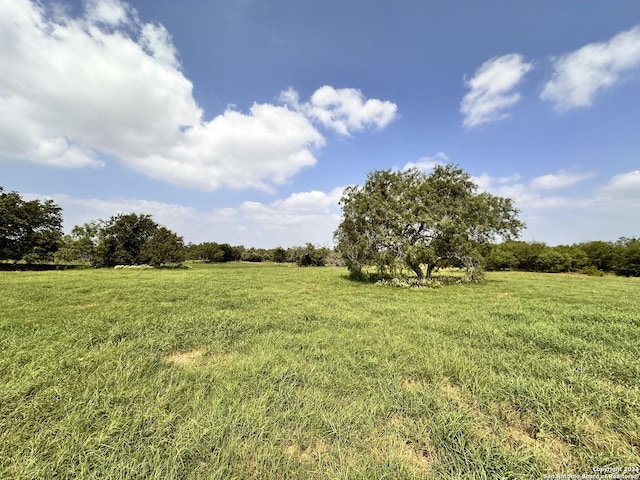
[578,266,605,276]
[296,243,329,267]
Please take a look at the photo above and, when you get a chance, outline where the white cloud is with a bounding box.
[130,103,324,191]
[139,23,179,68]
[541,25,640,110]
[402,152,449,172]
[529,170,594,190]
[596,170,640,209]
[238,187,345,241]
[85,0,133,26]
[42,187,346,248]
[474,171,593,210]
[281,85,398,136]
[470,168,640,244]
[0,0,392,191]
[603,170,640,191]
[461,54,533,128]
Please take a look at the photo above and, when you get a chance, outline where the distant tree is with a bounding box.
[55,222,101,264]
[272,246,287,263]
[140,227,185,266]
[0,187,63,262]
[93,213,159,267]
[500,241,547,271]
[334,165,523,280]
[535,248,572,273]
[561,245,589,271]
[218,243,238,262]
[485,243,519,270]
[325,249,346,267]
[193,242,219,262]
[187,242,244,263]
[615,237,640,277]
[241,247,265,262]
[297,243,329,267]
[580,240,618,272]
[285,246,305,264]
[231,245,245,261]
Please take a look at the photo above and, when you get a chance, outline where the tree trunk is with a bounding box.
[426,263,436,279]
[408,262,424,279]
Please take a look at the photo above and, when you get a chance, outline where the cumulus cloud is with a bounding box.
[239,187,345,240]
[461,54,533,128]
[42,187,346,247]
[281,86,398,136]
[0,0,393,191]
[469,168,640,243]
[541,25,640,110]
[597,170,640,209]
[402,152,449,172]
[474,171,593,210]
[85,0,134,26]
[530,171,594,190]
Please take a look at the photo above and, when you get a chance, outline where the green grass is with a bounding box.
[1,264,638,479]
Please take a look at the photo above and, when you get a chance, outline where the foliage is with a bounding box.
[55,222,101,264]
[60,214,185,267]
[614,237,640,277]
[335,164,523,280]
[296,243,329,267]
[581,240,618,271]
[272,246,287,263]
[241,247,271,262]
[140,227,185,266]
[485,237,640,277]
[93,213,160,267]
[0,187,64,262]
[185,242,243,263]
[184,242,330,266]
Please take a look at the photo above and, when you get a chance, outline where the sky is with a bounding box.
[1,0,639,248]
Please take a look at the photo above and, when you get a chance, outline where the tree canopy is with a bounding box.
[334,164,524,280]
[0,187,63,262]
[57,214,185,267]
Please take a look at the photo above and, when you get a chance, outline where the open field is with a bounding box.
[1,264,639,479]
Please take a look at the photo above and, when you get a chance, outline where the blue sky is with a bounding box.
[1,0,639,247]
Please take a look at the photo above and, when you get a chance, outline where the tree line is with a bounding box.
[184,242,331,266]
[55,217,332,267]
[0,186,330,268]
[1,183,638,276]
[483,239,640,277]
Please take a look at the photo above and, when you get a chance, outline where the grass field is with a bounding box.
[1,264,638,479]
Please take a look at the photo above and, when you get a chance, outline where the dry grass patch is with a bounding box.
[499,410,579,471]
[165,348,204,367]
[402,377,423,392]
[366,414,438,476]
[391,440,435,475]
[439,380,466,403]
